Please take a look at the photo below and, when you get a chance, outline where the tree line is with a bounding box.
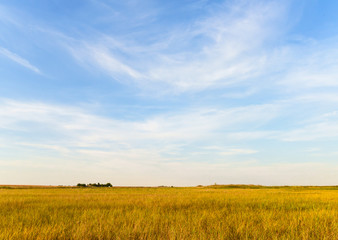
[77,183,113,187]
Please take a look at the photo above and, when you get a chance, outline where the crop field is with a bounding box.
[0,185,337,239]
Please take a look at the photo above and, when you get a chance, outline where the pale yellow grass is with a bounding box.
[0,186,337,239]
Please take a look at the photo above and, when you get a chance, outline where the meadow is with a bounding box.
[0,185,337,239]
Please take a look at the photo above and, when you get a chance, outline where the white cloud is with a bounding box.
[220,148,258,156]
[145,2,285,90]
[0,47,41,74]
[0,4,21,26]
[16,142,71,155]
[1,98,338,185]
[278,38,338,89]
[62,1,287,93]
[0,99,282,146]
[67,43,143,82]
[230,116,338,143]
[280,121,338,142]
[38,0,338,101]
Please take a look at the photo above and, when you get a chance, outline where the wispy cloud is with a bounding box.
[0,4,20,26]
[0,47,41,74]
[67,42,143,82]
[279,115,338,142]
[278,37,338,89]
[0,99,282,146]
[4,96,338,152]
[0,98,280,185]
[6,96,338,186]
[220,148,258,156]
[57,0,338,100]
[61,1,287,93]
[144,1,286,91]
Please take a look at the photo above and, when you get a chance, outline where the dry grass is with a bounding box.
[0,186,337,239]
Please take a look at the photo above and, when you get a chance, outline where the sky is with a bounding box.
[0,0,338,186]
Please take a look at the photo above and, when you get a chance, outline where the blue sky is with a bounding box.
[1,0,338,186]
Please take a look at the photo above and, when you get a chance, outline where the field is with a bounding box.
[0,185,337,239]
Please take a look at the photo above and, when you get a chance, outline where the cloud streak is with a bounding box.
[62,1,287,93]
[0,47,41,74]
[0,99,281,147]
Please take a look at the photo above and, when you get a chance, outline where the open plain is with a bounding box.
[0,185,337,239]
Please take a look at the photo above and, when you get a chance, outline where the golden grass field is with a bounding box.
[0,185,337,239]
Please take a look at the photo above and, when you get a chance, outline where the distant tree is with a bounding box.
[81,183,112,187]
